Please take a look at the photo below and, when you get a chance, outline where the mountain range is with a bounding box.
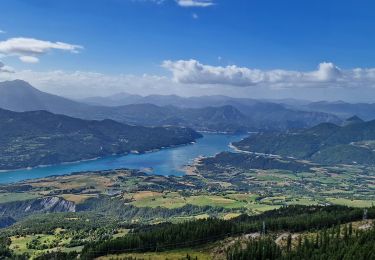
[300,101,375,121]
[0,80,342,132]
[83,91,375,121]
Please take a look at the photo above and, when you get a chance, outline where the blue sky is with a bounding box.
[1,0,375,101]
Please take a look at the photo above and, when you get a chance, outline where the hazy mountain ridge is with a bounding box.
[290,101,375,121]
[0,80,91,115]
[84,91,375,122]
[0,80,342,132]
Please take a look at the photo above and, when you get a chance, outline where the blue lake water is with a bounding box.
[0,133,246,184]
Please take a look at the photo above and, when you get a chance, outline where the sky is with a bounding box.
[0,0,375,102]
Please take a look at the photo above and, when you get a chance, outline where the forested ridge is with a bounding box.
[0,108,201,170]
[234,119,375,165]
[80,205,374,259]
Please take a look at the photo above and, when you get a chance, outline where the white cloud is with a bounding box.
[2,60,375,101]
[0,61,14,73]
[192,13,199,19]
[0,37,83,63]
[19,56,39,63]
[0,30,5,34]
[163,59,267,86]
[162,59,375,89]
[176,0,214,7]
[163,59,349,87]
[309,62,342,82]
[134,0,214,8]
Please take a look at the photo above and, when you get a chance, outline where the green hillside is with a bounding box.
[0,108,201,170]
[234,119,375,165]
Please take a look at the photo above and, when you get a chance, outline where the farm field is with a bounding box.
[2,159,375,258]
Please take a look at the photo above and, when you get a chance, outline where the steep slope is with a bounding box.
[0,197,75,220]
[0,108,201,170]
[0,80,91,115]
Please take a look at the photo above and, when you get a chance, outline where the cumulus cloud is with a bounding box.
[2,58,375,101]
[162,59,264,86]
[309,62,342,82]
[1,64,375,101]
[176,0,214,7]
[19,56,39,64]
[162,59,355,88]
[0,61,14,73]
[0,37,83,63]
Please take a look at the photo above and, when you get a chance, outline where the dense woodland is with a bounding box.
[198,152,312,174]
[227,224,375,260]
[80,205,374,259]
[2,205,369,259]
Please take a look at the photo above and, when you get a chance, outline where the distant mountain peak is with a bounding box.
[2,79,29,84]
[0,79,34,88]
[0,79,42,95]
[1,79,30,85]
[0,79,83,113]
[344,115,364,125]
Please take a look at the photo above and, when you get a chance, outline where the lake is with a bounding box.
[0,133,246,184]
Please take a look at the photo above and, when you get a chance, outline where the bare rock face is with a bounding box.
[26,197,76,213]
[0,197,76,220]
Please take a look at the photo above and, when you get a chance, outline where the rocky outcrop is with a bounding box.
[0,196,76,220]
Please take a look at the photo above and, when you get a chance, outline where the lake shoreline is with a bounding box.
[0,133,246,184]
[0,140,199,174]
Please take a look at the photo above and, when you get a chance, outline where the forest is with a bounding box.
[227,223,375,260]
[79,205,373,259]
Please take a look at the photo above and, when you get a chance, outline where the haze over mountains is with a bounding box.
[0,80,348,132]
[299,101,375,121]
[82,91,375,122]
